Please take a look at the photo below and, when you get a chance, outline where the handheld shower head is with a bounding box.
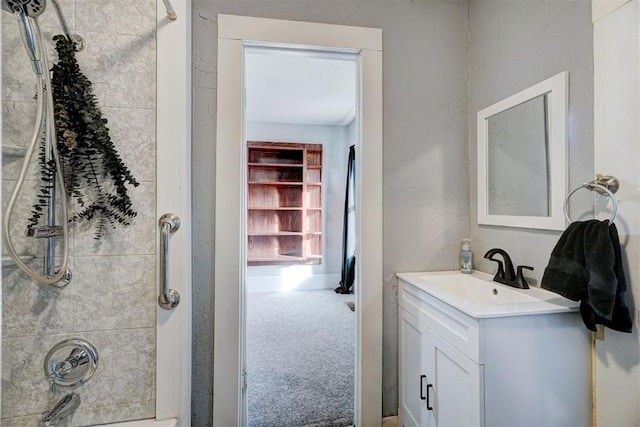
[1,0,47,75]
[1,0,46,17]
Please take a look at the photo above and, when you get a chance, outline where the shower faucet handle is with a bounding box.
[44,339,99,395]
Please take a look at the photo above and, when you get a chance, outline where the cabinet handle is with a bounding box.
[420,374,427,400]
[426,383,434,411]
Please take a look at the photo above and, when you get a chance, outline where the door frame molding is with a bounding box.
[156,0,192,422]
[214,14,383,426]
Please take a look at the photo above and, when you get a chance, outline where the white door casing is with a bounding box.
[214,14,383,426]
[156,0,192,423]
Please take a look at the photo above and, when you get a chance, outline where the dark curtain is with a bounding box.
[336,145,356,294]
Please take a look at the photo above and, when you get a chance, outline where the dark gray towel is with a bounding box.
[580,222,632,333]
[542,220,631,333]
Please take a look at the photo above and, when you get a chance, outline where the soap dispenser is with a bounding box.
[460,239,473,273]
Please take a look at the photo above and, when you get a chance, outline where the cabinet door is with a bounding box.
[398,309,429,427]
[425,330,484,427]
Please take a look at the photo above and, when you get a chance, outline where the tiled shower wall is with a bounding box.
[1,0,157,425]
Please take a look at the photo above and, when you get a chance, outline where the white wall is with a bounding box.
[245,121,351,292]
[190,2,640,424]
[593,1,640,424]
[469,1,640,424]
[192,1,469,421]
[468,0,594,285]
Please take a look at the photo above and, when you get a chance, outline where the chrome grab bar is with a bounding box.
[158,213,181,310]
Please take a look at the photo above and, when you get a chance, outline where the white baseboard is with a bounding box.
[382,415,398,427]
[247,273,340,293]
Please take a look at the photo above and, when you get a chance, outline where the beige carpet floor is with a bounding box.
[247,289,355,427]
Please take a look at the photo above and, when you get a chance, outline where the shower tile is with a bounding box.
[2,179,47,259]
[1,414,43,427]
[78,30,156,110]
[3,2,82,98]
[42,0,76,31]
[2,177,75,261]
[1,148,38,183]
[73,255,156,332]
[2,256,74,338]
[1,0,75,30]
[73,181,156,256]
[2,100,37,148]
[3,101,41,182]
[75,0,156,37]
[102,107,156,182]
[1,333,74,419]
[3,1,158,424]
[2,25,66,101]
[69,328,156,419]
[2,329,155,422]
[2,23,36,103]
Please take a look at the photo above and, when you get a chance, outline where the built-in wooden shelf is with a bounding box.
[248,231,304,236]
[247,141,322,266]
[248,207,302,211]
[248,162,303,168]
[248,182,304,186]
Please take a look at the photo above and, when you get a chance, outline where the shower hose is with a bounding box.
[3,25,70,285]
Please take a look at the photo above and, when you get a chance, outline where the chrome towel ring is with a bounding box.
[563,179,619,225]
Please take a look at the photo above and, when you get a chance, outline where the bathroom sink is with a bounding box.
[396,270,579,318]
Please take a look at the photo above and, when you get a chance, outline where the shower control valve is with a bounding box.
[44,339,99,396]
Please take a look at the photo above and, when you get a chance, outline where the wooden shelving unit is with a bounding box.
[247,141,322,265]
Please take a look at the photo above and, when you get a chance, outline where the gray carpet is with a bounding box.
[247,290,355,427]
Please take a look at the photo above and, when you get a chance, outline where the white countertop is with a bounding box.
[396,270,579,318]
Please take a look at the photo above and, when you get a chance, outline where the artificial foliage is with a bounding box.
[29,35,139,239]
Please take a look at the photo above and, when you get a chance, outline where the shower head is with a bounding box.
[1,0,46,17]
[1,0,47,75]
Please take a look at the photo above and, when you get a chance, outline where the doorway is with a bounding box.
[244,45,357,426]
[214,14,383,426]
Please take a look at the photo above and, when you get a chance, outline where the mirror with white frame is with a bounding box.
[477,71,568,230]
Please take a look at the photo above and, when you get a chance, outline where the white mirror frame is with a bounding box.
[477,71,568,230]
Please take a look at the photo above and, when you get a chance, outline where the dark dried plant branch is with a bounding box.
[29,36,140,239]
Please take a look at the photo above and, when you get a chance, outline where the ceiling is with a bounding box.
[244,49,357,126]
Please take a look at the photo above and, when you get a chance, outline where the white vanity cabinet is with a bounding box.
[397,272,591,427]
[400,309,482,427]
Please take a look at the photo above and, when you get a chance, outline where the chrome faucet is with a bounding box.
[483,248,533,289]
[39,393,80,427]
